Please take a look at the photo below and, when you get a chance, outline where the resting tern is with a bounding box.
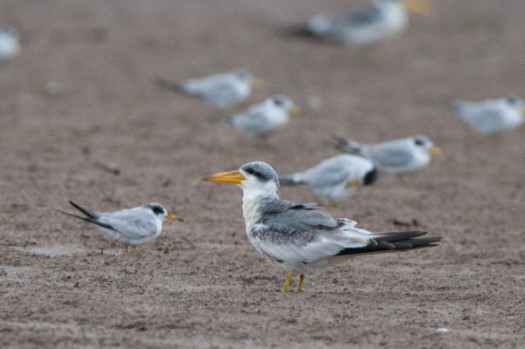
[221,95,300,138]
[279,154,378,204]
[203,161,441,293]
[308,0,431,46]
[334,134,441,175]
[449,96,524,134]
[155,69,263,109]
[0,26,20,62]
[58,201,182,253]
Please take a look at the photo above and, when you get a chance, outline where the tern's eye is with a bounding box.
[414,139,425,146]
[151,206,165,215]
[245,168,255,175]
[273,98,284,106]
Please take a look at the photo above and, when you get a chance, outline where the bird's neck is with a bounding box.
[381,2,407,23]
[155,217,164,236]
[242,187,278,226]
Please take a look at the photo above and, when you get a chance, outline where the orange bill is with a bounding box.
[202,170,246,185]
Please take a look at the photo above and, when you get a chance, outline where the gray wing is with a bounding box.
[251,199,372,263]
[344,7,383,26]
[185,75,240,108]
[98,209,157,239]
[465,110,505,133]
[232,109,268,136]
[304,162,350,188]
[371,144,415,168]
[201,81,241,108]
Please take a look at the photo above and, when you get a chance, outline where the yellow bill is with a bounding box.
[202,170,246,185]
[428,146,442,155]
[250,78,264,90]
[403,0,431,14]
[288,105,302,116]
[165,214,183,221]
[346,178,360,188]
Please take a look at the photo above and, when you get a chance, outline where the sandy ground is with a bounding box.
[1,0,524,348]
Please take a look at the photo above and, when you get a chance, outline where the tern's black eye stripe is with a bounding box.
[363,168,379,186]
[245,168,255,175]
[151,206,165,215]
[414,139,424,146]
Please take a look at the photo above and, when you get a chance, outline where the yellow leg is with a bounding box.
[328,199,339,208]
[295,274,305,293]
[124,245,128,254]
[281,271,293,293]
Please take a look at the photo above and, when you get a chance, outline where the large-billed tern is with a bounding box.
[203,161,441,293]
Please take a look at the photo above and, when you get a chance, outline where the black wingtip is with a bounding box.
[336,231,442,256]
[153,76,186,94]
[68,201,97,219]
[55,208,92,222]
[331,133,348,146]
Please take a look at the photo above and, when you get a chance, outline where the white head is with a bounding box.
[144,202,182,222]
[202,161,280,198]
[504,96,524,112]
[266,95,301,116]
[233,69,264,90]
[375,0,431,14]
[409,134,442,156]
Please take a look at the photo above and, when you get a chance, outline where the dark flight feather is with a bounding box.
[336,230,441,256]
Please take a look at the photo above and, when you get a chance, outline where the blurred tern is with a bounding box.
[221,95,300,138]
[58,201,182,253]
[279,154,378,204]
[308,0,430,46]
[155,69,263,109]
[449,96,524,134]
[0,26,20,62]
[334,134,441,175]
[203,161,441,293]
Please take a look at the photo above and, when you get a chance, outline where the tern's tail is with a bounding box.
[448,98,466,114]
[332,134,364,156]
[217,115,234,126]
[68,201,98,219]
[154,77,188,95]
[278,174,304,186]
[56,201,98,224]
[337,231,441,256]
[58,201,115,231]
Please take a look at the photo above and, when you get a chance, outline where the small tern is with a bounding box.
[279,154,378,204]
[0,26,20,62]
[203,161,441,293]
[308,0,430,46]
[221,95,300,138]
[449,96,524,134]
[155,69,263,109]
[58,201,182,253]
[334,134,441,175]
